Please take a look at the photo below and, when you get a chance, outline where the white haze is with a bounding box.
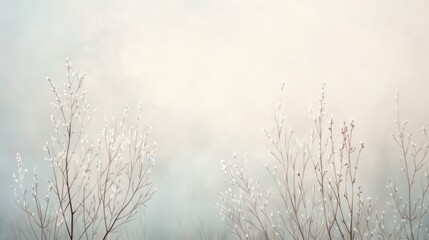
[1,0,429,238]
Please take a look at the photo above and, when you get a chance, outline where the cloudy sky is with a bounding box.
[1,0,429,239]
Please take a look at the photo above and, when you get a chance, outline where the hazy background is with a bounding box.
[1,0,429,239]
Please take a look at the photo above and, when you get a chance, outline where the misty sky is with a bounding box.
[1,0,429,239]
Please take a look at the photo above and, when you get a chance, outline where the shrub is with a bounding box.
[377,92,429,240]
[11,60,157,240]
[218,84,376,240]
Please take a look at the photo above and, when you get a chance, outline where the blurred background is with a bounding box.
[1,0,429,239]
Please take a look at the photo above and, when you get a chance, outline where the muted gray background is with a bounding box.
[1,0,429,239]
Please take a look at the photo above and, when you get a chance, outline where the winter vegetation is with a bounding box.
[218,84,429,240]
[9,62,429,240]
[11,60,157,240]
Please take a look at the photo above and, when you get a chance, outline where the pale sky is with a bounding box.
[1,0,429,239]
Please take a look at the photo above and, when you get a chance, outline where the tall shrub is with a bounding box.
[219,84,375,240]
[12,60,157,240]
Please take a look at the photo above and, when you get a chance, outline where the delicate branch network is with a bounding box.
[12,59,157,240]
